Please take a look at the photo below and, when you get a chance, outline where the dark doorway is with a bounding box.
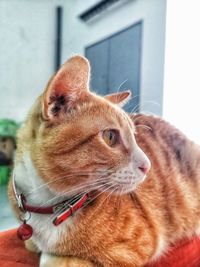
[85,22,142,112]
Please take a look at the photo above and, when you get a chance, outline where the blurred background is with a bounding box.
[0,0,200,230]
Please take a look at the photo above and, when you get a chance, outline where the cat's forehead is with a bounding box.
[66,95,135,133]
[43,93,134,143]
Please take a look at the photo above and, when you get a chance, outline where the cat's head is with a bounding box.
[23,55,150,196]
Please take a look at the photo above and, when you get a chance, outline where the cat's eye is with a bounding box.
[102,129,119,147]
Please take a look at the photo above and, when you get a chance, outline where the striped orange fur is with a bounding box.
[8,56,200,267]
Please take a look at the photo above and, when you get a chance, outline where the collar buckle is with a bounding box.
[53,193,90,226]
[53,201,70,213]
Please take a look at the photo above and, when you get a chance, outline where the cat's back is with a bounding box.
[130,113,200,243]
[132,113,200,180]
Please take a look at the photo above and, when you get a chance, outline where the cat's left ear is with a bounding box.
[42,55,90,120]
[105,90,131,107]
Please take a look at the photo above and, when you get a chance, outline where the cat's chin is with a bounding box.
[116,176,147,195]
[112,185,139,195]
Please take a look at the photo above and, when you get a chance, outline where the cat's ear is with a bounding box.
[105,90,131,107]
[42,55,90,120]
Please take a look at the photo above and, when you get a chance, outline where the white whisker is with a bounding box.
[88,185,119,219]
[135,124,152,131]
[51,182,110,220]
[37,178,111,208]
[116,79,128,93]
[25,171,113,196]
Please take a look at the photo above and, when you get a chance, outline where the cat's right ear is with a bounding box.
[105,90,131,107]
[42,55,90,121]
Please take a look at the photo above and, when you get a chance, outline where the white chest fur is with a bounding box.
[29,212,73,252]
[14,152,75,252]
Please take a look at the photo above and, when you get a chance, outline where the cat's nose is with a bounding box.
[138,161,151,175]
[133,144,151,175]
[138,165,150,175]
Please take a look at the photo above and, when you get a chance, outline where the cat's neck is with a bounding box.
[14,152,63,207]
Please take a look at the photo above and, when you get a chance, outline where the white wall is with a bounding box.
[0,0,65,122]
[62,0,166,115]
[0,0,166,122]
[163,0,200,144]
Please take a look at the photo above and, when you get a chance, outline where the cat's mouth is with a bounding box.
[115,180,144,194]
[96,175,146,195]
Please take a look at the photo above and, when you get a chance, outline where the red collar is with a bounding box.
[12,173,91,227]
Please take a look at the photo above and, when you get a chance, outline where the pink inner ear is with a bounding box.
[105,91,131,107]
[43,83,68,119]
[43,56,90,120]
[51,73,70,93]
[48,92,66,115]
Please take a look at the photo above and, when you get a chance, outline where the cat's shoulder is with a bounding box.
[130,113,191,144]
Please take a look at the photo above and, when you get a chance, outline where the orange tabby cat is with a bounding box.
[8,56,200,267]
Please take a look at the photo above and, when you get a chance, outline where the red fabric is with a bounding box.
[146,237,200,267]
[0,229,200,267]
[0,229,39,267]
